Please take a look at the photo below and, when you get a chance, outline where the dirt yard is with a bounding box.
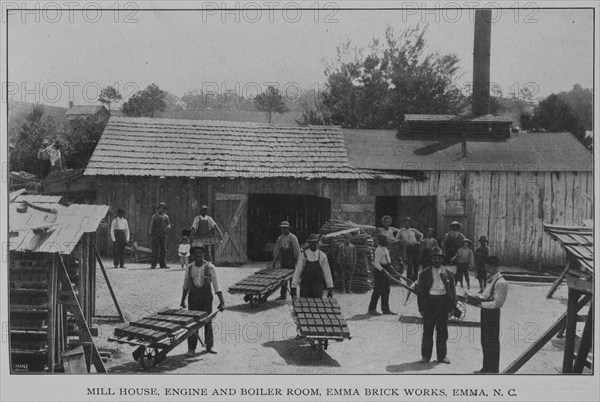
[93,259,571,374]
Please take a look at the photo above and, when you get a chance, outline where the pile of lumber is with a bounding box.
[319,220,374,293]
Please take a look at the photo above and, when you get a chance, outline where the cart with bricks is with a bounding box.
[228,267,295,308]
[108,308,220,370]
[291,298,351,357]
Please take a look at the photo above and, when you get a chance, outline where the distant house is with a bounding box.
[84,115,592,266]
[65,104,110,124]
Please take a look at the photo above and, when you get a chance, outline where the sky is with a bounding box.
[5,4,595,108]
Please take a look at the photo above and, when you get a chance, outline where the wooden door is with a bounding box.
[213,193,248,265]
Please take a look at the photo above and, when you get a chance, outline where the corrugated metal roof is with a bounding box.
[65,105,108,115]
[9,201,109,254]
[544,224,594,274]
[13,195,63,204]
[85,116,378,179]
[344,129,592,172]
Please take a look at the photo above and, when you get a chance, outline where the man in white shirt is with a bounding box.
[110,208,130,268]
[415,247,456,364]
[368,234,397,315]
[190,205,223,262]
[395,217,423,281]
[180,243,225,356]
[471,256,508,374]
[291,234,334,299]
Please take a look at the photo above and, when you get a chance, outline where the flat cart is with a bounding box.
[392,274,467,322]
[291,298,351,357]
[108,308,219,370]
[228,267,294,308]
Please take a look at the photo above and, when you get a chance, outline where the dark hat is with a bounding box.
[116,208,125,214]
[486,256,500,267]
[426,227,435,233]
[431,247,444,257]
[376,233,389,244]
[279,221,290,228]
[478,236,489,243]
[53,140,62,148]
[199,204,208,210]
[190,241,205,253]
[450,221,462,228]
[403,217,412,223]
[158,202,167,209]
[307,233,320,243]
[381,215,392,224]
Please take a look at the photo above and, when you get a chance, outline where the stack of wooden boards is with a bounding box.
[319,220,375,293]
[112,309,208,344]
[292,298,351,339]
[228,267,294,297]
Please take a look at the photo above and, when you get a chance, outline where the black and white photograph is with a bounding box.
[0,1,598,401]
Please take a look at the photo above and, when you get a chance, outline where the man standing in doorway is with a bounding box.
[470,256,508,374]
[149,202,171,269]
[416,247,456,364]
[180,243,225,356]
[368,234,397,315]
[336,234,357,294]
[191,204,223,263]
[110,208,130,268]
[291,234,334,299]
[271,220,301,300]
[442,221,465,266]
[395,217,423,281]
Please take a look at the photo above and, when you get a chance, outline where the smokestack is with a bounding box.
[472,9,492,116]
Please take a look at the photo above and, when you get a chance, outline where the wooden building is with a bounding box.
[84,116,592,266]
[9,191,108,372]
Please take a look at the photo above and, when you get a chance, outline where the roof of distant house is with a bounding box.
[66,105,109,116]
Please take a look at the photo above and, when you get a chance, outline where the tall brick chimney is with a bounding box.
[472,9,492,116]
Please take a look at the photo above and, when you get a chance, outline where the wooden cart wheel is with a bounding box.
[249,298,256,308]
[138,346,158,370]
[323,339,329,351]
[309,340,317,351]
[317,340,325,358]
[244,294,252,303]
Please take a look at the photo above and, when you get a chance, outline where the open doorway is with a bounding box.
[247,194,331,261]
[375,195,437,235]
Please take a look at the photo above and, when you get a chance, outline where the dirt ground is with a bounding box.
[93,259,572,374]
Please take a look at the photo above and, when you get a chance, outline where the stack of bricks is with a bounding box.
[292,298,351,339]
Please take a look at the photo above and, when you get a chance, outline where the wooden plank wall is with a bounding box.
[94,171,592,266]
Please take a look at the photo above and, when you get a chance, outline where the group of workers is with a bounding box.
[110,205,508,373]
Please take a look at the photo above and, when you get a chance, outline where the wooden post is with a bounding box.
[573,304,593,373]
[562,287,579,373]
[546,262,570,299]
[95,247,125,322]
[47,255,58,372]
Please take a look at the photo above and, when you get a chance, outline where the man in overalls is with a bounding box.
[180,243,225,357]
[271,221,301,300]
[290,234,334,299]
[190,204,223,262]
[368,234,397,315]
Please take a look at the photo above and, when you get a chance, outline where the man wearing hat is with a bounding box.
[190,204,223,263]
[379,215,397,241]
[368,234,397,315]
[37,139,52,177]
[271,221,301,300]
[395,217,423,281]
[39,139,63,172]
[149,202,171,269]
[415,247,457,364]
[180,242,225,356]
[442,221,465,266]
[291,234,334,299]
[450,238,474,289]
[336,233,357,294]
[469,256,508,374]
[474,236,490,293]
[110,208,130,268]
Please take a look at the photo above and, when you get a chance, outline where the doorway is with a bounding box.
[247,194,331,261]
[375,195,437,236]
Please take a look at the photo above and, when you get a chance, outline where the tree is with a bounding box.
[62,115,109,169]
[557,84,593,131]
[521,94,590,150]
[323,25,465,129]
[98,86,122,111]
[295,90,331,126]
[9,104,59,175]
[121,83,167,117]
[253,86,288,124]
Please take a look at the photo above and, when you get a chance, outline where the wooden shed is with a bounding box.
[9,191,109,372]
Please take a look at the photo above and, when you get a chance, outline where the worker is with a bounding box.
[271,221,301,300]
[421,228,439,269]
[336,234,357,294]
[395,217,423,281]
[451,239,474,289]
[379,215,397,241]
[180,243,225,356]
[415,247,456,364]
[36,139,51,177]
[442,221,465,266]
[190,204,223,262]
[470,256,508,374]
[38,140,63,172]
[149,202,171,269]
[110,208,130,268]
[291,234,334,299]
[368,234,397,315]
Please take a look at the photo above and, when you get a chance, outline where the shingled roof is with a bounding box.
[85,117,408,179]
[544,224,593,274]
[344,129,593,172]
